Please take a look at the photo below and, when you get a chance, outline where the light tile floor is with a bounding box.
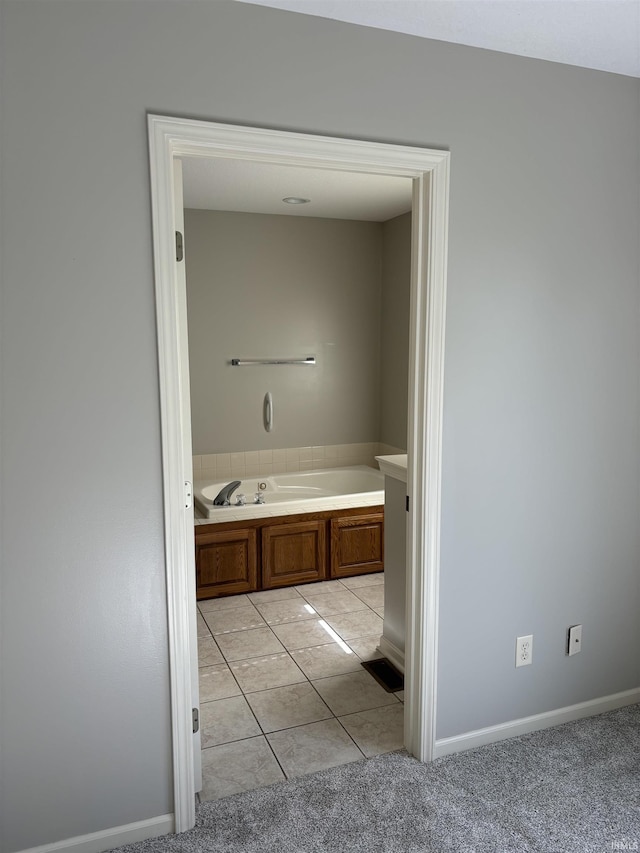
[197,572,405,802]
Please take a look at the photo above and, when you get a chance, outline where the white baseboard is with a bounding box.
[377,635,405,674]
[434,687,640,759]
[16,814,174,853]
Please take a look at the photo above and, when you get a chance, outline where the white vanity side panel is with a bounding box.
[382,476,408,655]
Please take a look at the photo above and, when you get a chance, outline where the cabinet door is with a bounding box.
[195,528,258,599]
[330,512,384,578]
[262,520,327,588]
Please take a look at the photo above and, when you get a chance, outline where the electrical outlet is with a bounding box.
[567,624,582,656]
[516,634,533,667]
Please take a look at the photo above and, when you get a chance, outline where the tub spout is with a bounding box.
[213,480,242,506]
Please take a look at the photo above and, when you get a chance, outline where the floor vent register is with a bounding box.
[361,657,404,693]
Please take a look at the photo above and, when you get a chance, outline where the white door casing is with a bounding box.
[172,159,203,794]
[147,115,450,833]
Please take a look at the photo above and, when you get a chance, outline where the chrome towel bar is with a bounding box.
[230,356,316,366]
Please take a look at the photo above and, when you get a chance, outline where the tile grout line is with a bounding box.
[263,731,290,781]
[333,714,367,760]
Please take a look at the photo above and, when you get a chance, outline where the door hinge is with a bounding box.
[192,707,199,734]
[185,481,193,510]
[175,230,184,262]
[406,495,410,512]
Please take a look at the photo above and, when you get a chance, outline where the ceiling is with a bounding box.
[182,157,413,221]
[236,0,640,78]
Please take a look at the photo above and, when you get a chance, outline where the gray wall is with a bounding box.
[380,212,411,450]
[184,209,383,454]
[1,1,638,850]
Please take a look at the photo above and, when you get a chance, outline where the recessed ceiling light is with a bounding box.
[282,196,311,205]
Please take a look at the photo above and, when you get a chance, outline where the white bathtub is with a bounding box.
[194,465,384,522]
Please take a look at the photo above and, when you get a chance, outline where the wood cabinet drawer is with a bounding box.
[195,528,258,599]
[261,520,327,588]
[330,512,384,578]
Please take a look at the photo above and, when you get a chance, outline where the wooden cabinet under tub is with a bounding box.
[330,512,384,579]
[194,527,258,598]
[262,519,327,589]
[195,506,384,600]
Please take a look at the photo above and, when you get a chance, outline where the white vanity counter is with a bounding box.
[376,454,407,483]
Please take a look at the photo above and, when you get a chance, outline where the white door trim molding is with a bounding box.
[147,115,450,833]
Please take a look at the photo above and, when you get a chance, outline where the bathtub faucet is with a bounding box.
[213,480,242,506]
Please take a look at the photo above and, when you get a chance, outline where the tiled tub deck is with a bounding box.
[197,573,404,801]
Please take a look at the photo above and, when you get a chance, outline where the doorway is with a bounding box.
[148,115,450,833]
[184,176,411,798]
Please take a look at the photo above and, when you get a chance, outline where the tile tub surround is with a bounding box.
[197,572,403,801]
[193,442,405,482]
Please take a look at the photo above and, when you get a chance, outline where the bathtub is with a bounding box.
[194,465,384,522]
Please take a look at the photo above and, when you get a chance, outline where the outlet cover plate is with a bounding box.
[516,634,533,667]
